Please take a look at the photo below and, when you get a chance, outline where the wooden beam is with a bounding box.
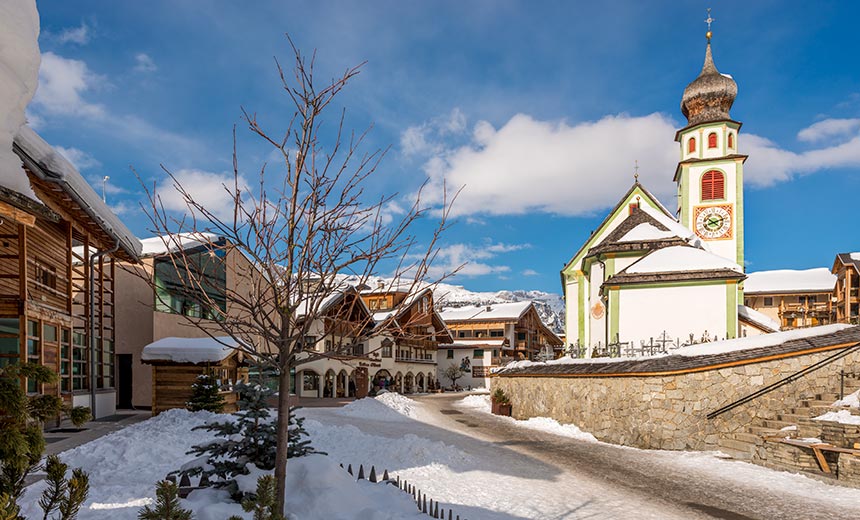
[0,201,35,227]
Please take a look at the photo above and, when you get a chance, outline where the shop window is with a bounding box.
[303,371,319,391]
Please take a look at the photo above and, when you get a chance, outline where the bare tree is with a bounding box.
[443,363,465,389]
[136,39,457,514]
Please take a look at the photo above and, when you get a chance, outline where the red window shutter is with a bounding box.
[708,133,718,148]
[728,133,734,149]
[701,170,725,201]
[688,137,696,153]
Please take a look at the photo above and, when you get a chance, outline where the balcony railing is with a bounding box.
[395,356,435,364]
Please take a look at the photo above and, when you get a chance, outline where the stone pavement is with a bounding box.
[43,409,151,456]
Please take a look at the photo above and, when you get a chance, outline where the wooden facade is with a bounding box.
[144,351,248,415]
[744,292,835,330]
[833,254,860,325]
[1,129,139,417]
[360,287,452,360]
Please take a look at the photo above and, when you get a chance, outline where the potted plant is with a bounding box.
[491,388,512,416]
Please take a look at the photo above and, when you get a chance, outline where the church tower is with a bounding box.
[674,20,745,268]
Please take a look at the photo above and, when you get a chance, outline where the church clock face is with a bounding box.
[694,205,733,240]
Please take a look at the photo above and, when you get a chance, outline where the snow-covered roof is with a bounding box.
[737,304,780,332]
[141,336,242,364]
[13,126,142,260]
[626,245,742,275]
[140,233,222,257]
[852,252,860,262]
[447,339,507,348]
[440,301,532,322]
[676,324,850,357]
[618,222,679,242]
[639,205,710,251]
[743,268,836,294]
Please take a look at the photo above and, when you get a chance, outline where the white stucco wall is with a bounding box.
[617,284,729,345]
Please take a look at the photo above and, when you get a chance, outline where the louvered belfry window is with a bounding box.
[688,137,696,153]
[708,132,718,148]
[701,170,725,201]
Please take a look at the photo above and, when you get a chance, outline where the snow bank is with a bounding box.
[141,336,240,364]
[19,409,221,519]
[737,304,781,332]
[677,324,850,357]
[456,394,597,442]
[337,393,421,422]
[814,410,860,425]
[833,389,860,408]
[0,0,40,198]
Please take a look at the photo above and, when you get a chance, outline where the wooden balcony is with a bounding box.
[394,356,435,365]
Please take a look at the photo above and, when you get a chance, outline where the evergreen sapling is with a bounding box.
[186,373,225,413]
[137,481,192,520]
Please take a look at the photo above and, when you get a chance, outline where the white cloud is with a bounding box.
[54,23,90,45]
[133,53,157,73]
[33,52,105,118]
[55,146,100,170]
[422,112,680,217]
[108,200,136,216]
[157,169,251,221]
[797,118,860,143]
[522,269,539,276]
[400,108,467,157]
[428,241,528,278]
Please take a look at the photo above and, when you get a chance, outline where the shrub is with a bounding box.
[186,373,225,413]
[239,475,285,520]
[491,388,510,405]
[137,481,192,520]
[67,407,91,429]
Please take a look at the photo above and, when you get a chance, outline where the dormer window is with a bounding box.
[701,170,725,201]
[687,137,696,153]
[727,133,734,149]
[707,132,718,149]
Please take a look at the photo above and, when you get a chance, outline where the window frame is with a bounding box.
[700,170,726,201]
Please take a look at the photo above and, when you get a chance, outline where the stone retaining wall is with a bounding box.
[493,348,860,451]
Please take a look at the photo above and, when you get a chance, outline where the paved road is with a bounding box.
[408,393,859,520]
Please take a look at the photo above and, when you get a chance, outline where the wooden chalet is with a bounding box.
[141,336,248,415]
[833,253,860,325]
[360,286,453,358]
[2,127,141,417]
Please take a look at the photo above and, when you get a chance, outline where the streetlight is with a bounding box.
[102,175,110,202]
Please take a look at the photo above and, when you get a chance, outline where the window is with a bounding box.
[764,297,774,307]
[302,371,319,391]
[369,299,379,310]
[35,262,57,290]
[153,246,227,318]
[26,320,40,393]
[72,331,87,391]
[516,332,526,341]
[700,170,725,201]
[489,330,504,337]
[381,340,393,358]
[473,349,484,359]
[458,330,472,338]
[492,350,498,357]
[351,343,364,356]
[102,339,114,388]
[708,132,718,149]
[727,133,734,149]
[446,349,454,359]
[0,319,19,369]
[688,137,696,153]
[60,328,71,392]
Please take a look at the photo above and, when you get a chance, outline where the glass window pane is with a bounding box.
[27,339,39,357]
[0,318,20,335]
[0,336,19,355]
[44,325,57,343]
[28,320,39,337]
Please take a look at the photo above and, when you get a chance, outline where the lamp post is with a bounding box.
[101,175,110,202]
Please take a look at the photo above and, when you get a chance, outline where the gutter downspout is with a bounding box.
[89,240,119,418]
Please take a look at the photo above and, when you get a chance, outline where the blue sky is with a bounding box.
[30,1,860,293]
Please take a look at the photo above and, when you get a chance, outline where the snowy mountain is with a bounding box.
[433,282,565,334]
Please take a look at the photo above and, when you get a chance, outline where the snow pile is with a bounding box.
[186,454,426,520]
[618,223,678,242]
[141,336,241,364]
[744,267,836,294]
[455,395,597,442]
[677,324,850,357]
[337,393,421,422]
[0,0,40,198]
[19,409,221,519]
[814,410,860,425]
[850,252,860,262]
[833,389,860,408]
[626,245,742,274]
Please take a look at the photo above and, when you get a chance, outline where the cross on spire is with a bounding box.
[705,8,715,42]
[633,160,639,182]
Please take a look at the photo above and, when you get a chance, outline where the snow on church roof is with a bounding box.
[141,336,242,364]
[626,245,742,275]
[618,223,679,242]
[743,268,836,294]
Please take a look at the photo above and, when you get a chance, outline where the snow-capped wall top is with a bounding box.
[440,301,532,322]
[141,336,242,364]
[626,245,742,274]
[744,267,836,294]
[140,232,222,257]
[0,0,39,199]
[737,304,780,332]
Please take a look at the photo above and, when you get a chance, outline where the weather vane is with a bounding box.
[705,8,715,42]
[633,160,639,182]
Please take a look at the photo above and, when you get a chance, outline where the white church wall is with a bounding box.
[617,284,728,345]
[685,159,740,264]
[564,279,579,346]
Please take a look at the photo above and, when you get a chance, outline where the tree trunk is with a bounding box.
[274,365,292,516]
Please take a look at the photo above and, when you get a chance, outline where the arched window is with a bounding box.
[701,170,725,201]
[687,137,696,153]
[727,133,734,149]
[708,132,718,149]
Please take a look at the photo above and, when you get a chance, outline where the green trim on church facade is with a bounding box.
[577,273,586,344]
[726,281,738,338]
[608,288,619,342]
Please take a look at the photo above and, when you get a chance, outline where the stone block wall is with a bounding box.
[493,348,860,451]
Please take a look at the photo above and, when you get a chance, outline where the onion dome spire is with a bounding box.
[680,10,737,126]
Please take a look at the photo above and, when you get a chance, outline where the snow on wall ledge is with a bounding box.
[0,0,39,198]
[493,327,860,463]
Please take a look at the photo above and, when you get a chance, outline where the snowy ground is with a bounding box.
[19,392,860,519]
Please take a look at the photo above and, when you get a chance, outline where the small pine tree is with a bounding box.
[182,382,320,498]
[137,481,192,520]
[38,455,90,520]
[240,475,285,520]
[186,373,225,413]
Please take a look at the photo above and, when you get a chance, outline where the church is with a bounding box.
[561,30,763,356]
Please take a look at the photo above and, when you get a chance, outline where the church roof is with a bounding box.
[680,42,738,127]
[584,208,688,258]
[605,245,744,286]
